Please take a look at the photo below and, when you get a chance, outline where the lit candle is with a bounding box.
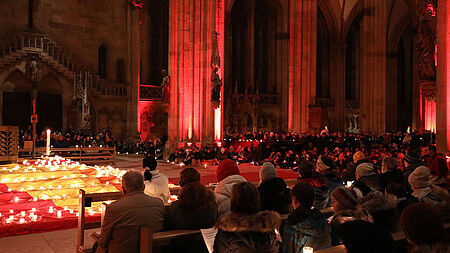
[19,218,25,224]
[57,210,62,218]
[46,129,51,156]
[303,247,313,253]
[49,206,53,213]
[20,211,25,217]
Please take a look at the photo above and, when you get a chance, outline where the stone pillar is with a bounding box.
[168,0,217,147]
[436,0,450,152]
[330,41,346,130]
[288,0,317,132]
[125,3,140,138]
[359,0,387,134]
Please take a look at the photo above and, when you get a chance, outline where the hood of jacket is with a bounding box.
[216,211,281,233]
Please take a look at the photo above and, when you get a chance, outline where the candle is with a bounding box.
[303,247,313,253]
[19,218,25,224]
[46,129,51,156]
[57,210,62,218]
[49,206,53,213]
[21,211,26,217]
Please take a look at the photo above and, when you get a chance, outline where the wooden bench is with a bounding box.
[19,146,117,165]
[77,189,124,253]
[78,178,331,253]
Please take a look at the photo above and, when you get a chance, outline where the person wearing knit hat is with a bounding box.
[402,152,426,192]
[355,161,382,192]
[400,203,450,252]
[316,156,335,175]
[215,159,240,182]
[329,187,373,245]
[259,162,277,182]
[342,151,369,182]
[338,220,395,253]
[214,159,247,217]
[258,162,292,214]
[408,166,449,210]
[179,167,201,187]
[280,182,331,252]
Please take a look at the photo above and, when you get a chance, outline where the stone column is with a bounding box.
[288,0,317,132]
[359,0,387,134]
[436,0,450,152]
[167,0,217,147]
[125,3,140,138]
[330,41,346,130]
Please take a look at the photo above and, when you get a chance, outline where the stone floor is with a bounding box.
[0,155,294,252]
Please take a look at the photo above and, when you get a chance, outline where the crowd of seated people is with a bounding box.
[19,126,166,157]
[94,150,449,253]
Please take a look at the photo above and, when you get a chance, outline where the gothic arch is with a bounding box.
[343,0,362,38]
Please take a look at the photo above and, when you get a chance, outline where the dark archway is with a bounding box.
[37,73,62,133]
[396,22,414,130]
[230,0,249,94]
[345,15,362,102]
[2,70,31,130]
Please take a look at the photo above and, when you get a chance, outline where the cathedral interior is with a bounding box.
[0,0,449,151]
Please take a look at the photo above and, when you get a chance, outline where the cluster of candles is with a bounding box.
[0,156,121,226]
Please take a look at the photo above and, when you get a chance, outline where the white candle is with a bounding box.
[57,210,62,218]
[303,247,313,253]
[46,129,51,156]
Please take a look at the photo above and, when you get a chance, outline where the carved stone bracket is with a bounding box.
[420,81,437,102]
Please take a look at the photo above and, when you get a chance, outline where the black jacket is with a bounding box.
[213,211,281,253]
[379,169,405,190]
[164,197,218,230]
[257,177,293,214]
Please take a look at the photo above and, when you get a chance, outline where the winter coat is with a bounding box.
[410,230,450,253]
[359,191,398,231]
[424,153,449,186]
[343,159,370,181]
[258,177,292,214]
[379,169,405,190]
[213,211,281,253]
[144,170,171,204]
[328,209,373,245]
[412,185,450,220]
[357,174,383,192]
[214,175,247,217]
[280,206,331,253]
[298,174,343,209]
[164,194,218,230]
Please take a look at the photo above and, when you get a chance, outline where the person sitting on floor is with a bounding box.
[164,167,218,230]
[400,203,450,253]
[280,182,331,253]
[379,157,405,191]
[214,182,281,253]
[95,170,165,253]
[257,162,292,214]
[408,166,450,218]
[338,220,395,253]
[329,187,373,245]
[214,159,247,217]
[142,155,170,204]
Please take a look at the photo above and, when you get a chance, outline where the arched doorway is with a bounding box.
[37,73,62,133]
[396,23,414,131]
[2,70,31,130]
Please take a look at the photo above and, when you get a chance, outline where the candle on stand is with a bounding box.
[46,129,51,156]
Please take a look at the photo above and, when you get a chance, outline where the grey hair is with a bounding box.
[122,170,144,192]
[382,157,399,171]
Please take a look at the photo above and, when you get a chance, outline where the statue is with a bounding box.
[211,67,222,102]
[416,20,436,82]
[161,69,170,104]
[30,57,39,82]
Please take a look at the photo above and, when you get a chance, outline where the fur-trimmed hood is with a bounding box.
[359,190,397,213]
[216,211,281,233]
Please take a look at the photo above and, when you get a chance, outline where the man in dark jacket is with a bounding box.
[257,162,292,214]
[379,157,405,191]
[280,182,331,253]
[95,170,165,253]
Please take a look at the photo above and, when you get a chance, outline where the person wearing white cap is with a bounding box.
[258,162,292,214]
